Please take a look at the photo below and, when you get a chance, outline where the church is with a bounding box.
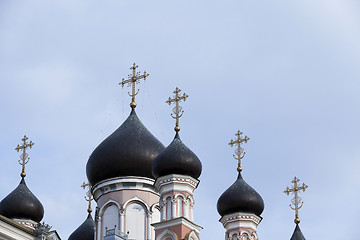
[0,64,307,240]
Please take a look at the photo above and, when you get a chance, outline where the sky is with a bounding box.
[0,0,360,239]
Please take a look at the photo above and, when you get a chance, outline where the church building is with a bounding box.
[0,64,307,240]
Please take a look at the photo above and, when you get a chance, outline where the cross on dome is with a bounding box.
[15,135,34,178]
[81,182,93,213]
[166,87,189,132]
[284,176,308,224]
[119,63,149,109]
[228,130,249,172]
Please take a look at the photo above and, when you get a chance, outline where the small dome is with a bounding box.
[68,213,95,240]
[0,178,44,222]
[152,132,202,179]
[290,224,306,240]
[86,109,165,186]
[217,172,264,217]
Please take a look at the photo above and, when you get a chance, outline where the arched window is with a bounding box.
[166,198,171,220]
[102,205,119,235]
[125,202,146,240]
[151,206,161,240]
[177,197,183,217]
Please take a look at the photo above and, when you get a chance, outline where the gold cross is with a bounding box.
[15,135,34,178]
[119,63,149,109]
[284,177,308,224]
[81,182,93,213]
[228,130,249,172]
[166,87,189,132]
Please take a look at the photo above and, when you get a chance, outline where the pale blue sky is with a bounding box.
[0,1,360,239]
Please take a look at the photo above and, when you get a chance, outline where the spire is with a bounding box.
[15,135,34,178]
[166,87,189,132]
[284,176,308,224]
[81,182,93,213]
[119,63,149,109]
[228,130,249,172]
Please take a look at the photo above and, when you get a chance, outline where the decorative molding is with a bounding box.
[155,174,199,191]
[152,217,202,234]
[92,176,158,200]
[220,212,262,226]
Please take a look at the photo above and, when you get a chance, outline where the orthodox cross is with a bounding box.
[119,63,149,109]
[15,135,34,178]
[284,176,308,224]
[228,130,249,172]
[166,87,189,132]
[81,182,93,213]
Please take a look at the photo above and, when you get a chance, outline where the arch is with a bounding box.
[228,230,239,239]
[161,193,174,202]
[99,199,122,217]
[156,229,178,240]
[123,197,150,214]
[173,192,187,199]
[251,231,258,240]
[186,195,194,205]
[185,230,199,240]
[102,204,119,236]
[125,201,146,240]
[150,204,161,240]
[166,197,172,220]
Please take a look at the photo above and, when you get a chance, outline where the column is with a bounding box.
[119,209,125,233]
[147,212,152,240]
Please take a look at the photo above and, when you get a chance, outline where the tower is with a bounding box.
[284,177,308,240]
[68,182,95,240]
[151,88,202,240]
[217,131,264,240]
[86,64,165,240]
[0,136,44,229]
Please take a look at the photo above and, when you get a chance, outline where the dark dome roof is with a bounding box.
[86,109,165,186]
[217,172,264,217]
[68,213,95,240]
[290,224,306,240]
[0,178,44,222]
[152,132,202,179]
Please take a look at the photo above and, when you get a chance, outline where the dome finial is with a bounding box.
[228,130,249,172]
[284,176,308,224]
[166,87,189,132]
[119,63,149,109]
[81,182,93,213]
[15,135,34,178]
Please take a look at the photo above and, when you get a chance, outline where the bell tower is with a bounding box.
[151,88,202,240]
[217,130,264,240]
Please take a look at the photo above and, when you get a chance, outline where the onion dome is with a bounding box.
[290,224,306,240]
[152,132,202,179]
[86,109,165,186]
[217,172,264,217]
[0,178,44,222]
[68,213,95,240]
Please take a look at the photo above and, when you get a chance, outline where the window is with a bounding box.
[125,203,146,240]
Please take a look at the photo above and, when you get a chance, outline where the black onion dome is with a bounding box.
[290,224,306,240]
[152,132,202,179]
[0,178,44,222]
[86,109,165,186]
[217,172,264,217]
[68,213,95,240]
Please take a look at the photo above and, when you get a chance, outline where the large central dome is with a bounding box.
[86,109,165,186]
